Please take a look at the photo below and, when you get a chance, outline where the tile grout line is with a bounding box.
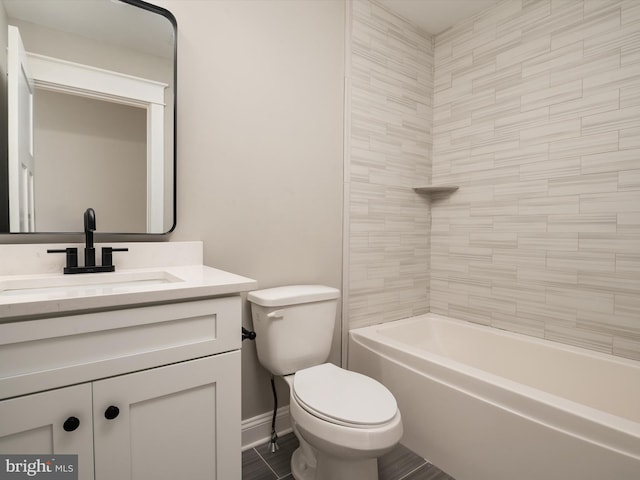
[394,460,429,480]
[252,446,280,479]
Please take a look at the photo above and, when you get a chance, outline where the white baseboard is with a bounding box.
[241,406,292,451]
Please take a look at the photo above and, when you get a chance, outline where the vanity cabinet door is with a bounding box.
[0,383,95,480]
[93,351,241,480]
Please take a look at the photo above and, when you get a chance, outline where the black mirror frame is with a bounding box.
[121,0,177,236]
[0,0,178,237]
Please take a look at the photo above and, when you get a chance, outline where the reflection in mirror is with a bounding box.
[0,0,176,234]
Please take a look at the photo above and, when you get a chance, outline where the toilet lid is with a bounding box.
[292,363,397,427]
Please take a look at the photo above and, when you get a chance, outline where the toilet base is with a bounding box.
[291,448,315,480]
[290,446,379,480]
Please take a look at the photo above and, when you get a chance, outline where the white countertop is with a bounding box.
[0,265,257,322]
[0,242,257,321]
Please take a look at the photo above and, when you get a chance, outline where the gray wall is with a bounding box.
[161,0,345,420]
[34,90,147,232]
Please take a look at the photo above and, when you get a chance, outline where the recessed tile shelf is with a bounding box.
[413,185,459,194]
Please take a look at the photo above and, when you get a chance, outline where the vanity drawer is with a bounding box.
[0,296,241,399]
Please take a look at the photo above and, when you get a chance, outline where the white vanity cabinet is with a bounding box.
[0,384,94,473]
[0,294,247,480]
[93,352,239,480]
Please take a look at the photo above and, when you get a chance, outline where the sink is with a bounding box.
[0,270,184,298]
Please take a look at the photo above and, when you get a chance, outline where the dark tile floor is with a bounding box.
[242,432,456,480]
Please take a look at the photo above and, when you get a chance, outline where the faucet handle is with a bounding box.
[47,248,78,269]
[101,247,128,268]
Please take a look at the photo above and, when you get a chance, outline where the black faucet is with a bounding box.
[47,207,128,274]
[84,207,96,267]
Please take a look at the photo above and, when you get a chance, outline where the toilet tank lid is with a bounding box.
[248,285,340,307]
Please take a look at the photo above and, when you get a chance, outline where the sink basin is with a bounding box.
[0,270,184,298]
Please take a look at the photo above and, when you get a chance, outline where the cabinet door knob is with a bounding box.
[104,405,120,420]
[63,416,80,432]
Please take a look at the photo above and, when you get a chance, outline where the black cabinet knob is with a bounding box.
[104,405,120,420]
[63,416,80,432]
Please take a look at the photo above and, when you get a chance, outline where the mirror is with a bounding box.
[0,0,176,234]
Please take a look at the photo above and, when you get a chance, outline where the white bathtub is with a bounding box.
[348,313,640,480]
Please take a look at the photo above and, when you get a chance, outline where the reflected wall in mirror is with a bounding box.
[0,0,176,234]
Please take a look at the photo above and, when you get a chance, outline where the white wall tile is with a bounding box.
[547,250,616,272]
[551,5,620,50]
[347,0,640,361]
[582,105,640,135]
[547,213,617,232]
[347,0,433,328]
[581,148,640,174]
[432,0,640,360]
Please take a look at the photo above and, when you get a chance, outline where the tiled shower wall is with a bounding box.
[431,0,640,359]
[347,0,434,328]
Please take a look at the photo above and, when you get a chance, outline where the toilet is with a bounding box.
[248,285,403,480]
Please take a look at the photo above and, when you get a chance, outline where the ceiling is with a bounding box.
[378,0,501,35]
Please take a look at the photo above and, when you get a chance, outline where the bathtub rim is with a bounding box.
[349,314,640,460]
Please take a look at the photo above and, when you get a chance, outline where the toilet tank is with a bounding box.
[248,285,340,376]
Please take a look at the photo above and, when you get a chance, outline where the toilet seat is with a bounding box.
[292,363,397,428]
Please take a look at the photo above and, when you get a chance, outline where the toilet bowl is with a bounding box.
[284,363,403,480]
[247,285,403,480]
